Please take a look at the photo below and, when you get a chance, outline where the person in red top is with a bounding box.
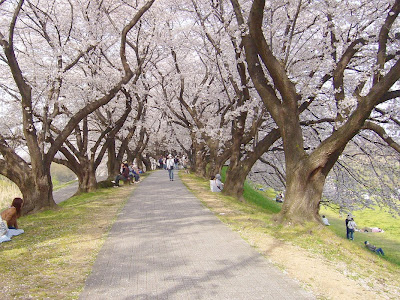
[1,197,24,229]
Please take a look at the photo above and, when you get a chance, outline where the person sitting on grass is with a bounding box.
[210,175,220,192]
[1,197,24,229]
[322,215,330,226]
[275,192,283,203]
[0,197,25,243]
[129,164,140,183]
[364,241,385,256]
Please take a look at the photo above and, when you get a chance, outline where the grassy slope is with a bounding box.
[219,167,400,266]
[180,171,400,299]
[1,170,399,299]
[0,186,134,299]
[321,207,400,266]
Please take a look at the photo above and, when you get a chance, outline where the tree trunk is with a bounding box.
[20,173,56,214]
[223,164,249,199]
[76,162,97,194]
[279,165,326,223]
[107,139,120,179]
[141,154,151,171]
[194,149,208,178]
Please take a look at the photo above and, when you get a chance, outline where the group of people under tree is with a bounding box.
[344,214,385,256]
[112,163,142,187]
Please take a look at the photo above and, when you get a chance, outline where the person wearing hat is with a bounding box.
[166,154,175,181]
[364,241,384,255]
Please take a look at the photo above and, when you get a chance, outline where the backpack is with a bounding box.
[347,221,355,230]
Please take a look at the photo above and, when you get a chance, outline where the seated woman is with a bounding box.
[210,176,220,192]
[1,197,24,229]
[210,174,224,192]
[0,197,25,243]
[112,163,131,186]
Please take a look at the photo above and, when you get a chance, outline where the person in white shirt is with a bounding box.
[322,215,330,226]
[166,154,175,181]
[210,175,220,192]
[347,218,357,240]
[210,174,224,192]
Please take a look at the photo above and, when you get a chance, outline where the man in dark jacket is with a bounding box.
[364,241,385,255]
[112,163,131,187]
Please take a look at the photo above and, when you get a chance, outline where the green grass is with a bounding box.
[219,167,281,213]
[180,171,400,298]
[0,185,134,299]
[242,182,282,213]
[219,167,400,266]
[321,207,400,266]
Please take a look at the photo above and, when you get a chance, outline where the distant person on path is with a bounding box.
[166,154,175,181]
[158,157,164,169]
[174,156,179,170]
[181,155,189,173]
[322,215,330,226]
[364,241,385,255]
[112,163,131,187]
[347,218,357,240]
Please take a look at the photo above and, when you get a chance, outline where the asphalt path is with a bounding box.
[78,170,315,300]
[53,181,79,204]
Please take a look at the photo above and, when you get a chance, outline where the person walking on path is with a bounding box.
[166,154,175,181]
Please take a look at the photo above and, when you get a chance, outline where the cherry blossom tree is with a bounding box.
[0,0,155,213]
[229,0,400,223]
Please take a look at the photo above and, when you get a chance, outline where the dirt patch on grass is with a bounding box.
[181,174,400,300]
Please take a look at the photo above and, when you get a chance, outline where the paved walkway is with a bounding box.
[53,181,79,204]
[79,170,314,300]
